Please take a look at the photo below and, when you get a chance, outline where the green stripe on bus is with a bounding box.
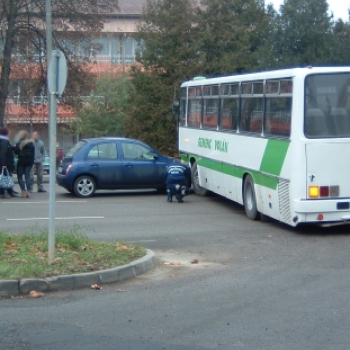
[224,163,279,190]
[182,139,289,191]
[194,156,279,190]
[259,139,290,176]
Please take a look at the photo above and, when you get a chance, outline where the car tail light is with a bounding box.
[317,214,324,220]
[309,185,339,198]
[65,164,73,175]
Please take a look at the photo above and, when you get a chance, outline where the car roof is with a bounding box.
[82,137,140,143]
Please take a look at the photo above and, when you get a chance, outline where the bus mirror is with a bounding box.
[172,100,180,115]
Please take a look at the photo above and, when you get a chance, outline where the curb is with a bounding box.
[0,249,156,297]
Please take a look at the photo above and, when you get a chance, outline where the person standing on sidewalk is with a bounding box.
[0,128,17,199]
[15,130,35,198]
[31,131,46,193]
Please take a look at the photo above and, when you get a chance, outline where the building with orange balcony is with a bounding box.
[4,0,145,152]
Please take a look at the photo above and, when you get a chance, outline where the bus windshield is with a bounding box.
[305,73,350,138]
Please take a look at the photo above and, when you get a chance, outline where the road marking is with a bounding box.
[134,240,157,243]
[2,200,87,204]
[7,216,104,221]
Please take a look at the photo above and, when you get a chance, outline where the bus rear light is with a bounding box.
[320,186,329,197]
[309,185,340,198]
[309,186,319,198]
[330,186,339,197]
[317,214,324,220]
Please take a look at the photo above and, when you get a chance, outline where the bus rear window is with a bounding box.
[305,74,350,138]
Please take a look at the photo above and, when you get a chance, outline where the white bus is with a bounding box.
[177,67,350,227]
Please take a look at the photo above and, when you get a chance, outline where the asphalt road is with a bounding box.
[1,185,350,349]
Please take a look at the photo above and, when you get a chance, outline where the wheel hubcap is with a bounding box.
[246,183,254,211]
[194,169,200,187]
[78,179,93,195]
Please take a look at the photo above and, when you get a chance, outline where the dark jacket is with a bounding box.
[165,163,191,187]
[16,138,35,167]
[0,135,15,173]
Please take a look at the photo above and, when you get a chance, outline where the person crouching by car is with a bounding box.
[165,161,191,203]
[15,130,35,198]
[0,128,17,199]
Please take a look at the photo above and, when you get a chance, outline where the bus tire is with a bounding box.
[191,161,207,196]
[243,175,259,221]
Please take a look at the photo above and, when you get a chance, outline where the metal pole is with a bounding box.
[46,0,56,264]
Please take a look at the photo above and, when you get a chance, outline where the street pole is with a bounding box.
[46,0,56,264]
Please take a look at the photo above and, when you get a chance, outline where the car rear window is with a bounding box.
[65,140,86,157]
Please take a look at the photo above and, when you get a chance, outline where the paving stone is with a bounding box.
[73,272,100,289]
[0,280,19,297]
[117,264,136,281]
[19,279,48,294]
[99,267,120,284]
[46,275,75,292]
[134,251,156,275]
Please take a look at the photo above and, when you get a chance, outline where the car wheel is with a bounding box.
[243,175,259,220]
[73,176,96,198]
[191,161,207,196]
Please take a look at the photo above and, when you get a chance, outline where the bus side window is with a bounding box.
[265,97,292,137]
[203,98,219,129]
[240,98,263,133]
[220,98,239,131]
[187,99,201,128]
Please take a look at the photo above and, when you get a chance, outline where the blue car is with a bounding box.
[56,137,188,197]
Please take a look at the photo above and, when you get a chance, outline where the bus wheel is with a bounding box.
[243,175,259,220]
[191,161,207,196]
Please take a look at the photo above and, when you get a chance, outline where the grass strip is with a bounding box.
[0,227,146,280]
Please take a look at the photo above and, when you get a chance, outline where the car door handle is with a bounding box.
[124,164,133,168]
[90,164,99,167]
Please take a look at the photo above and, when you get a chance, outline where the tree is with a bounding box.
[71,72,133,137]
[126,0,201,154]
[275,0,332,67]
[0,0,115,127]
[125,69,178,154]
[196,0,270,75]
[329,19,350,65]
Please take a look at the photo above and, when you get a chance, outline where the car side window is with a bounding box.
[88,143,118,159]
[122,142,154,160]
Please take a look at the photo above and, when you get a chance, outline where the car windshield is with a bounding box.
[66,140,86,157]
[305,73,350,138]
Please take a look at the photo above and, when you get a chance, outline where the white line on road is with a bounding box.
[7,216,104,221]
[2,200,87,204]
[135,240,158,243]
